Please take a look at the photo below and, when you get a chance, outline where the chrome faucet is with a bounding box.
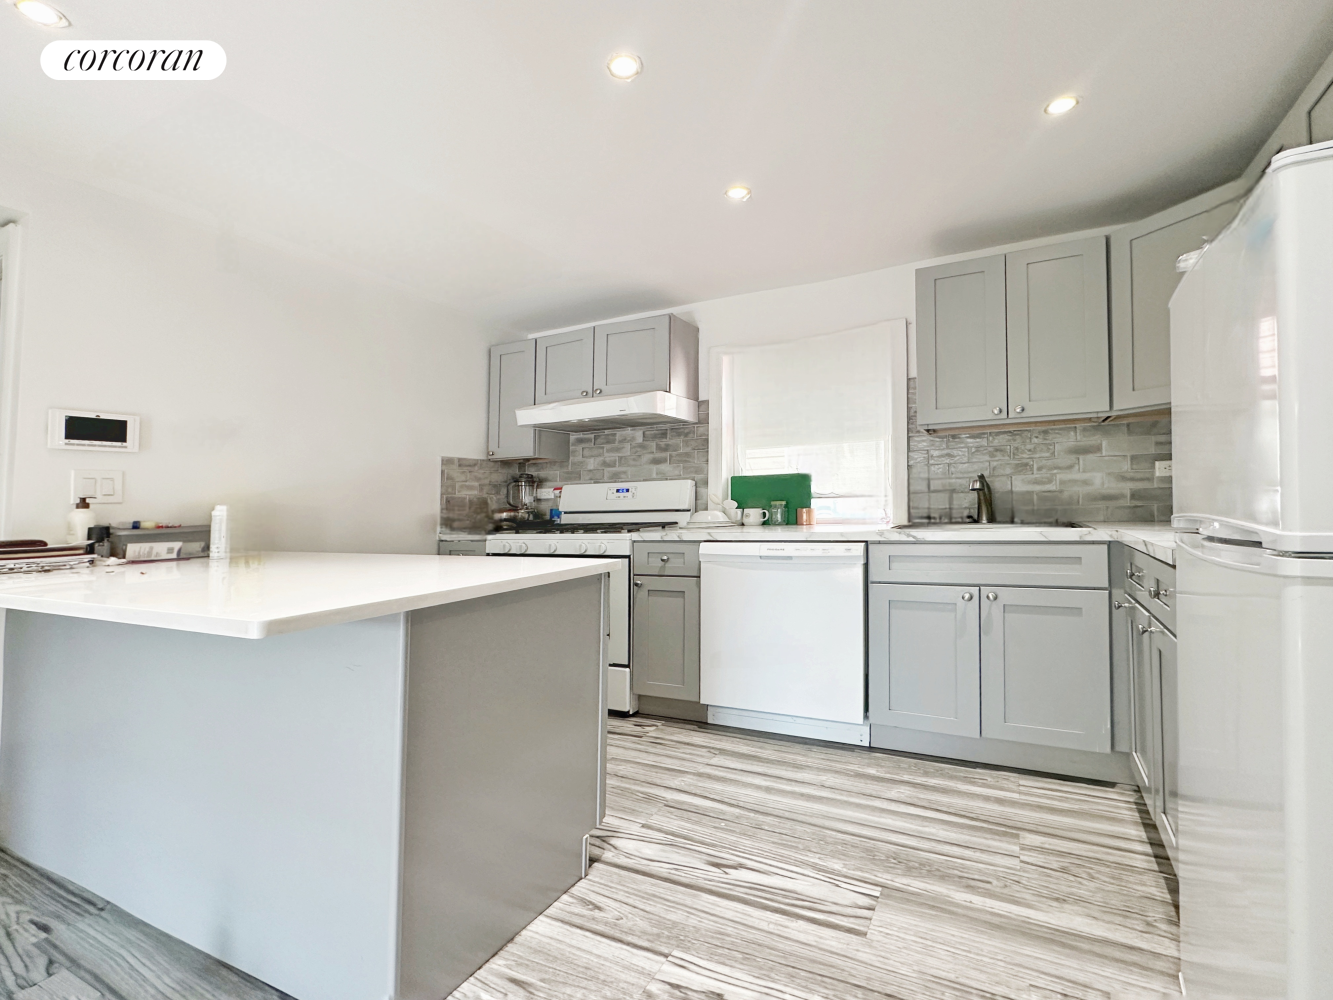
[969,474,995,523]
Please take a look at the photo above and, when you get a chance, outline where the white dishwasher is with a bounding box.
[699,542,867,743]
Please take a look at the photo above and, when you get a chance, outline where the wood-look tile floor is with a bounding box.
[0,716,1179,1000]
[451,716,1181,1000]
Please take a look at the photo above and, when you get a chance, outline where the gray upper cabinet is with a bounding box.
[632,574,700,702]
[487,340,570,461]
[1109,195,1240,411]
[532,314,699,403]
[1309,80,1333,144]
[915,255,1009,425]
[534,328,594,403]
[593,314,699,398]
[1005,237,1109,418]
[979,587,1111,753]
[869,584,981,737]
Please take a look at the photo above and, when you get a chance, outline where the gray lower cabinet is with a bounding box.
[1004,237,1109,418]
[534,327,594,403]
[915,255,1009,425]
[868,584,981,737]
[437,539,487,556]
[1154,626,1179,852]
[1128,600,1158,798]
[1109,194,1240,412]
[632,575,700,702]
[979,587,1111,753]
[487,340,570,461]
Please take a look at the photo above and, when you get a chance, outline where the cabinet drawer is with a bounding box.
[1125,548,1175,633]
[437,539,487,556]
[633,541,700,577]
[869,543,1108,588]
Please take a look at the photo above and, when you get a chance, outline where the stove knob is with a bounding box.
[543,541,558,554]
[577,542,589,554]
[591,542,608,555]
[514,542,528,554]
[494,541,512,554]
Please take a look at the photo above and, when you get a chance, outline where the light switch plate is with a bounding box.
[1155,460,1173,477]
[71,469,123,504]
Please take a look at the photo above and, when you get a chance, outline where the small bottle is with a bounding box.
[67,497,96,544]
[209,505,229,560]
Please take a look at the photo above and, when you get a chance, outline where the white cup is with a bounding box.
[741,508,769,526]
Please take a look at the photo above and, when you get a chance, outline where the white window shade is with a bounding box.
[709,320,908,524]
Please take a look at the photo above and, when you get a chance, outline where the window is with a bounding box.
[708,320,908,524]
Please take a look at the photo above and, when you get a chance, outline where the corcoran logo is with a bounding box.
[41,40,225,80]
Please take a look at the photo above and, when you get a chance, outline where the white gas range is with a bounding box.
[485,480,695,713]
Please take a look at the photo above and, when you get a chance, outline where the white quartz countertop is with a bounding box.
[0,552,616,639]
[632,522,1180,564]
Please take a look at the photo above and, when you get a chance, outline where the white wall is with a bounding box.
[1,161,491,553]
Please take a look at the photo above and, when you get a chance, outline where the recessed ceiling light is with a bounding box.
[607,53,642,81]
[1044,95,1079,116]
[724,185,751,202]
[13,0,69,26]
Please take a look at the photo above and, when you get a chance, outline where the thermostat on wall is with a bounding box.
[48,409,140,452]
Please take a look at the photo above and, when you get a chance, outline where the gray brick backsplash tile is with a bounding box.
[1079,455,1130,473]
[441,380,1169,529]
[1034,457,1082,473]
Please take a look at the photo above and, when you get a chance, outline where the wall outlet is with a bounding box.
[536,488,556,500]
[1155,460,1173,477]
[71,469,123,504]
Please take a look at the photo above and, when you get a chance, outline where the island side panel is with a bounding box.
[398,574,604,1000]
[0,610,407,1000]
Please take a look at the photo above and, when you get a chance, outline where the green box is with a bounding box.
[728,474,813,525]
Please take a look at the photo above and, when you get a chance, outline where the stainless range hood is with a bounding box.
[514,390,699,432]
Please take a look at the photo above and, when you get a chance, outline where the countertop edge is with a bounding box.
[0,557,618,639]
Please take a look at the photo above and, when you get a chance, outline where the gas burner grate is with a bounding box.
[493,520,678,535]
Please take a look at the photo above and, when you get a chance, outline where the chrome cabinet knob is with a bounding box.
[992,407,1003,415]
[986,592,998,601]
[488,450,495,456]
[634,580,643,587]
[1015,405,1025,413]
[660,554,671,563]
[594,388,602,394]
[961,592,974,602]
[581,390,588,396]
[1113,600,1126,610]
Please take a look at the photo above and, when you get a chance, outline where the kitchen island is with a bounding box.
[0,552,614,1000]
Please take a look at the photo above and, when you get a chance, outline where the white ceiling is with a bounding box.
[4,1,1333,333]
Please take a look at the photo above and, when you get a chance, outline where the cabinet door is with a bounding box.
[1128,602,1158,804]
[1005,237,1109,419]
[1109,197,1239,411]
[915,256,1008,426]
[1310,80,1333,144]
[1153,626,1179,851]
[980,587,1111,752]
[488,340,537,459]
[869,584,980,736]
[535,328,594,403]
[593,316,672,397]
[632,575,700,702]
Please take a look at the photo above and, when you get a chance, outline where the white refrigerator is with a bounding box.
[1170,140,1333,999]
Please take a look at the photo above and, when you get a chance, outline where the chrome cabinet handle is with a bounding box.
[961,592,973,602]
[986,592,998,601]
[992,407,1003,415]
[1015,405,1025,413]
[1137,623,1162,635]
[1113,600,1125,609]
